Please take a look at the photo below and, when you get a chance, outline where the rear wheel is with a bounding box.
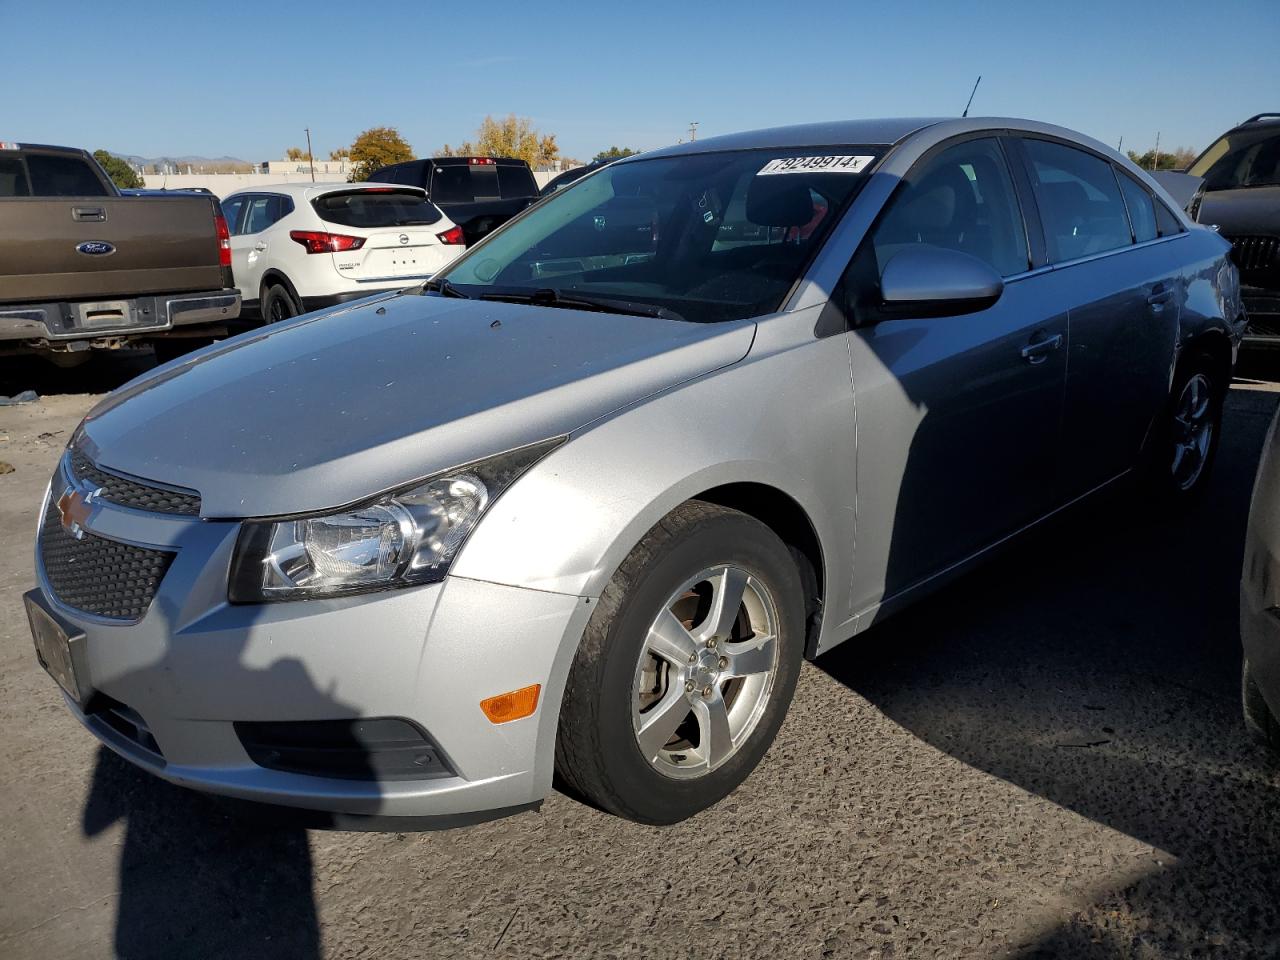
[555,502,804,824]
[262,283,299,324]
[1141,352,1225,501]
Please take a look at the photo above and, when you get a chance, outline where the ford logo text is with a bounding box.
[75,241,116,257]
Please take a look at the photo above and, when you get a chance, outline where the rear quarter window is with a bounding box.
[313,190,443,228]
[1116,171,1158,243]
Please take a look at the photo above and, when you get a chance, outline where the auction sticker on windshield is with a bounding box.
[758,155,874,176]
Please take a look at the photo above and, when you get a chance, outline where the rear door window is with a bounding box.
[0,157,29,196]
[1116,171,1158,243]
[244,195,291,234]
[1023,139,1132,262]
[25,154,110,197]
[313,189,443,228]
[873,137,1029,277]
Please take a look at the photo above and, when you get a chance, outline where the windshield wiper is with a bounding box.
[479,288,684,322]
[420,277,471,298]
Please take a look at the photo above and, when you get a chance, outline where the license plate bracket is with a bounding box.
[24,589,91,706]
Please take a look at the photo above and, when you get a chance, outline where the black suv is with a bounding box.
[1188,113,1280,342]
[369,156,539,246]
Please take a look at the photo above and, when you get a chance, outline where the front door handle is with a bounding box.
[1020,332,1064,365]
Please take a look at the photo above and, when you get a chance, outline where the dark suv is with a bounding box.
[369,156,539,245]
[1188,113,1280,342]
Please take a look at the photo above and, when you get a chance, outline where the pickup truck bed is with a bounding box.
[0,143,240,357]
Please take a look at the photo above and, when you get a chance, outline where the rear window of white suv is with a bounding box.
[313,189,443,228]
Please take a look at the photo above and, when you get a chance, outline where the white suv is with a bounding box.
[219,182,465,321]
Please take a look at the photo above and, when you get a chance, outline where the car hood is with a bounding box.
[79,293,755,517]
[1198,186,1280,235]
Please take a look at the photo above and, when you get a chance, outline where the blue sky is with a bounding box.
[4,0,1277,162]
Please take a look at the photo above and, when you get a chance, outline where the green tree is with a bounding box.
[328,147,350,161]
[438,114,560,167]
[593,146,637,162]
[285,146,306,161]
[92,150,142,189]
[348,126,416,181]
[1126,146,1198,171]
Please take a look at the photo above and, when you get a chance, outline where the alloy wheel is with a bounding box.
[631,565,780,779]
[1171,372,1214,491]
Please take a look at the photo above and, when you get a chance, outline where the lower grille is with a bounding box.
[38,497,173,621]
[92,697,164,761]
[234,718,454,781]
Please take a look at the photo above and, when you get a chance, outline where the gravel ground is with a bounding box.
[1,354,1279,960]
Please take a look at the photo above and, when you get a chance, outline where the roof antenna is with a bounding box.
[961,76,982,118]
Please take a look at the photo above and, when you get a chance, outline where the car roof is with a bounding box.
[630,117,1129,165]
[640,118,949,159]
[1232,113,1280,131]
[224,181,429,201]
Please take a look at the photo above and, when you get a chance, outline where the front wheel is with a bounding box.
[555,502,804,824]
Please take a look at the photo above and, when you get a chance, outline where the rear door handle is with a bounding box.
[253,242,268,252]
[1020,333,1064,364]
[72,206,106,222]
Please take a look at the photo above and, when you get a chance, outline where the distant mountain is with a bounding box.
[111,152,254,167]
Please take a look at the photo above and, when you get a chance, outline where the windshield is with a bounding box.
[1188,127,1280,190]
[435,148,879,323]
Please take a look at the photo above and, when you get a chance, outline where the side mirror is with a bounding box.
[879,245,1004,317]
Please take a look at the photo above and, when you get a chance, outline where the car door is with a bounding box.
[233,193,296,305]
[842,136,1069,614]
[1012,138,1182,500]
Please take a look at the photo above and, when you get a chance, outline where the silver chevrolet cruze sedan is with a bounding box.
[27,117,1243,826]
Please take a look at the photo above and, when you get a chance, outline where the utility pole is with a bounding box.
[1152,131,1161,171]
[304,127,315,182]
[688,122,699,142]
[1117,135,1123,153]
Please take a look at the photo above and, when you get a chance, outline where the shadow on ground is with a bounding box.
[818,384,1280,957]
[0,353,157,399]
[83,749,320,960]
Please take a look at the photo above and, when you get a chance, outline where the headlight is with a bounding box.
[229,438,563,602]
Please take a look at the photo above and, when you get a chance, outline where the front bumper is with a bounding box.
[1241,286,1280,344]
[32,475,591,820]
[0,289,241,344]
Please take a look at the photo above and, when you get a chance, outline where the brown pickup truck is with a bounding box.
[0,142,240,363]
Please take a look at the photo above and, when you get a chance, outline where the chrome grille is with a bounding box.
[1227,235,1280,276]
[38,496,174,621]
[68,450,201,516]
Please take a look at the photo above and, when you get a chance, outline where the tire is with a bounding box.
[1243,658,1280,752]
[1140,351,1225,502]
[555,501,805,824]
[261,283,299,324]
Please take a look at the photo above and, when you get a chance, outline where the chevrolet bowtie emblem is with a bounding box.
[56,485,97,539]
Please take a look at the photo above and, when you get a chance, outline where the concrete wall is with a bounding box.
[142,169,563,195]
